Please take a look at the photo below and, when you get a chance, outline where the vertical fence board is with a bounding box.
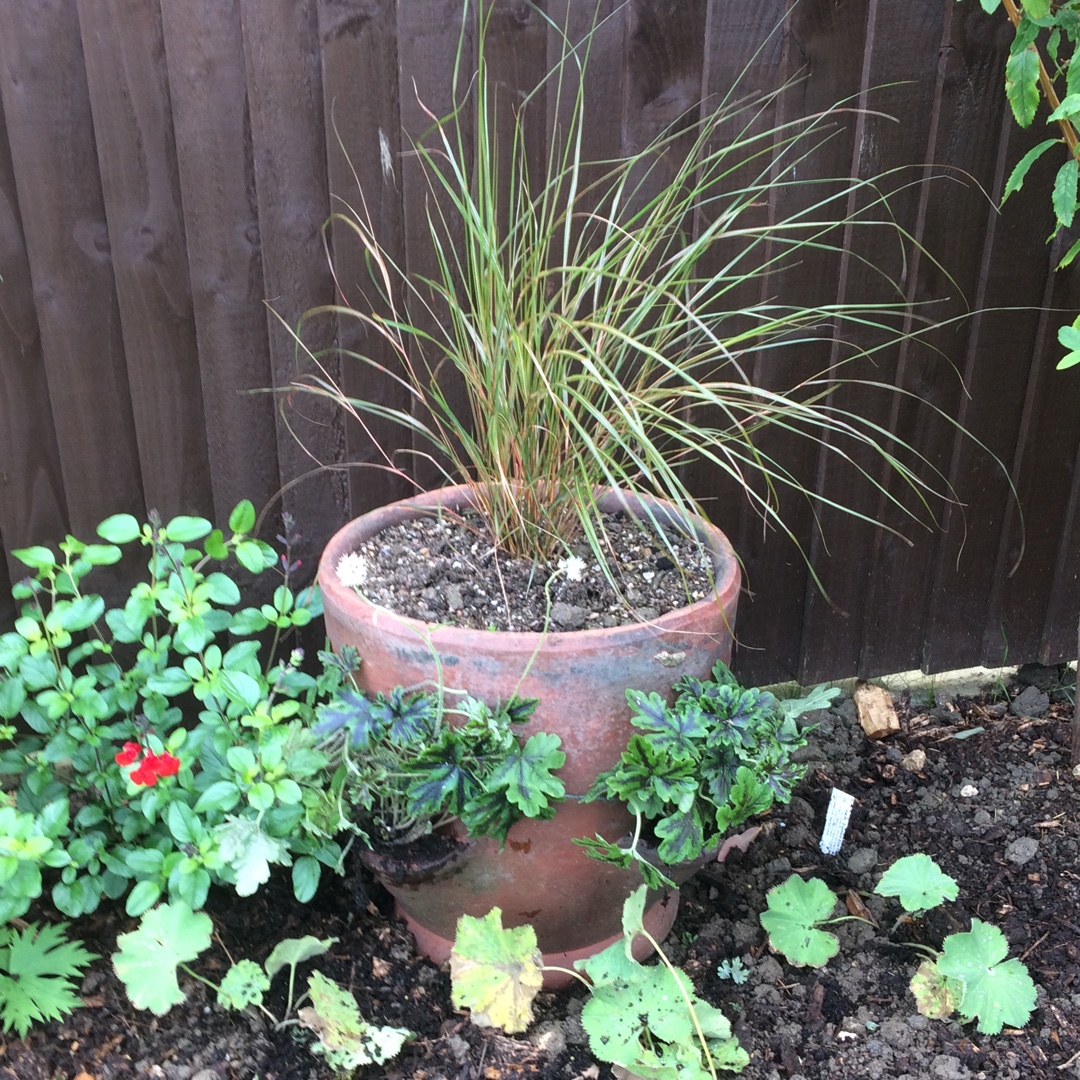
[0,0,144,535]
[690,0,792,685]
[395,0,476,491]
[160,0,280,530]
[0,114,67,580]
[78,0,212,519]
[317,0,415,517]
[239,0,347,563]
[923,6,1049,674]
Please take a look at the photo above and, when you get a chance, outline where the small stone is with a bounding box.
[959,784,978,798]
[1010,684,1049,718]
[1004,836,1039,866]
[847,847,878,875]
[854,683,900,739]
[901,749,926,773]
[549,602,586,630]
[529,1020,567,1057]
[444,584,464,611]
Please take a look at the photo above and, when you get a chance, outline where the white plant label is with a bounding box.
[819,787,856,855]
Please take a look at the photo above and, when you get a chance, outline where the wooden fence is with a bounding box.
[0,0,1077,687]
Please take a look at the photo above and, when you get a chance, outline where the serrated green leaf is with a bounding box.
[1053,155,1079,227]
[215,816,290,897]
[1006,47,1041,127]
[0,922,97,1037]
[113,902,212,1015]
[450,908,543,1033]
[874,854,959,913]
[217,959,270,1010]
[486,733,565,817]
[935,919,1038,1034]
[12,546,56,573]
[759,876,840,967]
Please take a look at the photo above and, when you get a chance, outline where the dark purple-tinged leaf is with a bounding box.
[654,804,705,865]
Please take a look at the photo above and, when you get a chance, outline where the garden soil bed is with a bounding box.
[3,671,1079,1080]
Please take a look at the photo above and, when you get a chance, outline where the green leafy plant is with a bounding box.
[113,901,410,1070]
[912,920,1038,1035]
[873,852,959,916]
[0,921,96,1037]
[964,0,1080,368]
[289,1,971,591]
[315,688,565,847]
[761,855,1038,1036]
[759,875,844,968]
[0,503,347,921]
[715,957,749,985]
[450,887,750,1078]
[577,663,831,886]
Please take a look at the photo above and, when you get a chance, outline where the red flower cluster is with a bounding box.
[115,741,181,786]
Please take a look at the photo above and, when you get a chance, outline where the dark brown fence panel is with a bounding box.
[159,0,280,528]
[0,114,66,600]
[0,0,145,537]
[317,0,415,517]
[239,0,348,565]
[78,0,213,520]
[1,0,1079,686]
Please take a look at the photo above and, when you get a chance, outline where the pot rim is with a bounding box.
[318,484,740,648]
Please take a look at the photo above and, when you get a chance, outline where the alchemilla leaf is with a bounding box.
[759,876,840,968]
[113,902,212,1015]
[874,854,958,913]
[449,908,543,1034]
[935,919,1038,1034]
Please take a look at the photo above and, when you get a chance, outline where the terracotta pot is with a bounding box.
[318,486,740,979]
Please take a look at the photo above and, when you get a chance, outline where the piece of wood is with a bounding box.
[854,682,900,740]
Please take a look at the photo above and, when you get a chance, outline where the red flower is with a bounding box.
[147,752,181,778]
[114,742,141,766]
[129,759,159,786]
[120,744,182,786]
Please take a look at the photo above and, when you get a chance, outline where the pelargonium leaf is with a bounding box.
[487,733,566,817]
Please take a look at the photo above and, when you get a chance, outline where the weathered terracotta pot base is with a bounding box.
[400,890,680,990]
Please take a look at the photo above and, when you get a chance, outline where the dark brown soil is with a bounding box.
[3,674,1078,1080]
[339,509,714,631]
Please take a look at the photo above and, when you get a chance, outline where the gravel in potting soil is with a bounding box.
[3,675,1079,1080]
[342,510,716,631]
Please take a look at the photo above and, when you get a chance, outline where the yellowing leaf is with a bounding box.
[449,908,543,1033]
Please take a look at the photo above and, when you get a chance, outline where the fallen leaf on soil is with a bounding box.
[371,957,391,978]
[844,889,879,926]
[854,683,899,740]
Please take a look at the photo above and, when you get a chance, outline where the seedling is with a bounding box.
[716,957,749,985]
[760,855,1037,1036]
[914,919,1038,1036]
[873,853,959,920]
[758,876,845,967]
[450,887,750,1077]
[113,901,410,1067]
